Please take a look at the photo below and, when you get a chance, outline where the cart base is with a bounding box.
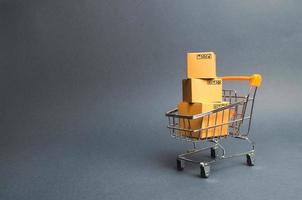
[176,138,255,178]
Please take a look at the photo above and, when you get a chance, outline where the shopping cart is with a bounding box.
[165,74,262,178]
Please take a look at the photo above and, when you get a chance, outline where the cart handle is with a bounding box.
[220,74,262,87]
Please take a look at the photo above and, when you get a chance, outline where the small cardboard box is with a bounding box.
[182,78,222,103]
[187,52,216,78]
[178,101,233,139]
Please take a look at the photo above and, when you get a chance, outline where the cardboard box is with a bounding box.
[182,78,222,103]
[178,101,233,139]
[187,52,216,78]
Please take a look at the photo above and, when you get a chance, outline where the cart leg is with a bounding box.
[177,159,185,171]
[200,162,210,178]
[246,152,255,166]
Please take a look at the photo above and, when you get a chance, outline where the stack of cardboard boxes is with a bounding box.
[178,52,231,139]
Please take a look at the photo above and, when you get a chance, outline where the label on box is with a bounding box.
[196,53,212,59]
[213,102,228,109]
[208,79,222,85]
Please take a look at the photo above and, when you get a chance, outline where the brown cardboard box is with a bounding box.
[178,101,232,139]
[182,78,222,103]
[187,52,216,78]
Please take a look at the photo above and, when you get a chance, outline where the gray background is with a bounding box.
[1,0,302,199]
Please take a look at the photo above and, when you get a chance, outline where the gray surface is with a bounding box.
[1,0,302,199]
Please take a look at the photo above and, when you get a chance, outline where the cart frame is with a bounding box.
[165,74,262,178]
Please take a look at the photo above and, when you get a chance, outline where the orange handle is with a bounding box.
[220,74,262,87]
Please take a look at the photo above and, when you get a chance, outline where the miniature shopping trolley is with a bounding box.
[165,74,262,178]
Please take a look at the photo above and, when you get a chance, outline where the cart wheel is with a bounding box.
[210,147,217,158]
[177,159,185,171]
[246,153,255,166]
[200,163,210,178]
